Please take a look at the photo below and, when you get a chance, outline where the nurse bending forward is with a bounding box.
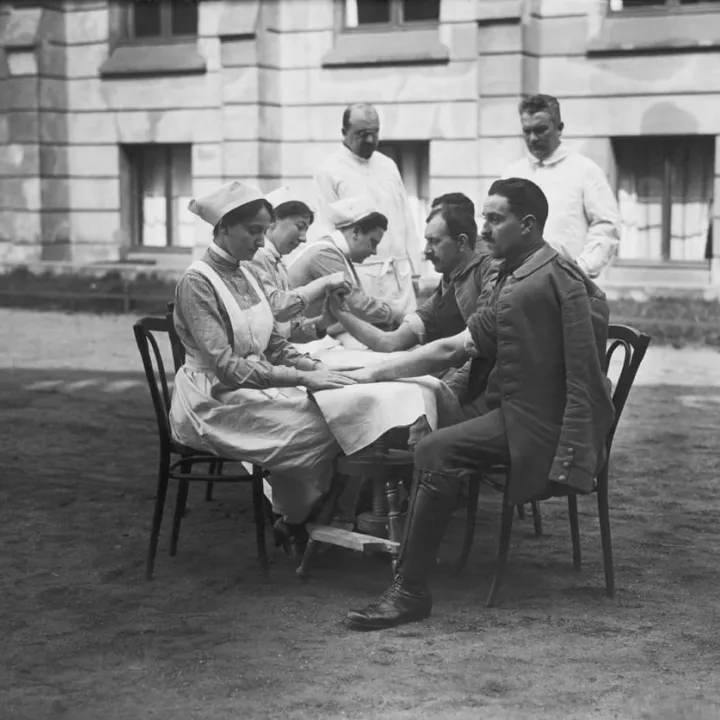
[169,181,355,534]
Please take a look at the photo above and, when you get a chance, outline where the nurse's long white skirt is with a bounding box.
[169,367,340,523]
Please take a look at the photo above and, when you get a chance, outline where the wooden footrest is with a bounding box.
[307,523,400,555]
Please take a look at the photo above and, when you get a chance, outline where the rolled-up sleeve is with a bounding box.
[312,245,394,327]
[579,163,621,278]
[175,272,316,389]
[466,304,498,362]
[252,251,311,323]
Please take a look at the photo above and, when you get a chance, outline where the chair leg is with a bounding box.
[531,501,543,536]
[597,474,615,598]
[169,479,189,557]
[146,457,171,581]
[251,467,269,570]
[486,486,514,608]
[568,495,582,570]
[205,461,216,502]
[516,504,526,520]
[456,477,480,575]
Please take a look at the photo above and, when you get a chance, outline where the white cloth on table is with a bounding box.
[312,376,462,456]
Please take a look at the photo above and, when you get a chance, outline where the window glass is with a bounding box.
[171,1,199,35]
[133,2,162,37]
[613,137,714,261]
[402,0,440,22]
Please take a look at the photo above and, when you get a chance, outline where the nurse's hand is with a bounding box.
[298,370,357,391]
[326,289,350,317]
[323,272,352,294]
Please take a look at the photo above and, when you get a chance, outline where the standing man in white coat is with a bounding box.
[310,102,419,317]
[502,94,621,279]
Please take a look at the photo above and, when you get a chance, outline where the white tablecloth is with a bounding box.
[293,339,461,455]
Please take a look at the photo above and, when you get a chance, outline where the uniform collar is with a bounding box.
[341,143,371,166]
[530,142,570,169]
[507,242,557,280]
[263,238,283,264]
[329,229,353,260]
[208,241,239,269]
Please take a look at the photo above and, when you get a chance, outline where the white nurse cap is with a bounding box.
[188,180,265,227]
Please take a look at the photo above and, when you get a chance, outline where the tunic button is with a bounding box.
[558,474,567,481]
[568,448,575,454]
[562,461,570,468]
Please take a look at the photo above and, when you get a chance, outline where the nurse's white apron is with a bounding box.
[169,261,339,523]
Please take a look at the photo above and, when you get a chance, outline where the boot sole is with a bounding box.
[345,610,431,632]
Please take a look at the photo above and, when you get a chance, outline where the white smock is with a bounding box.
[169,260,340,524]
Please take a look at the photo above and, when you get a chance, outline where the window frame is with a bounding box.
[608,0,720,16]
[612,135,714,265]
[125,144,193,252]
[122,0,200,46]
[342,0,441,33]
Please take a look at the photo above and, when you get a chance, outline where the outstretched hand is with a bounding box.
[300,369,357,392]
[339,368,374,384]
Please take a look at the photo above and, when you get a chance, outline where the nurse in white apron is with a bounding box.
[169,181,355,533]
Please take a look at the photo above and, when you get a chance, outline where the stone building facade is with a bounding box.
[1,0,719,292]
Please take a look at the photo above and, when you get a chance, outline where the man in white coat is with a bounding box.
[502,93,621,279]
[310,102,418,316]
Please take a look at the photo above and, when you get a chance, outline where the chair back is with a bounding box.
[133,316,175,454]
[166,301,185,372]
[605,323,651,451]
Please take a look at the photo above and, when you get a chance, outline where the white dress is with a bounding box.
[169,258,340,524]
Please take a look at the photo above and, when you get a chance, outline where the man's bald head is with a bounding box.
[342,103,380,159]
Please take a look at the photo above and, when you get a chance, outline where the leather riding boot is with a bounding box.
[346,469,462,631]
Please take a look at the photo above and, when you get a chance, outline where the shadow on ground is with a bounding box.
[2,366,720,720]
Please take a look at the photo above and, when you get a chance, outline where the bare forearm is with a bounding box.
[335,309,408,352]
[368,333,469,381]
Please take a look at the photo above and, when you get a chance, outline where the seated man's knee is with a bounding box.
[414,431,451,472]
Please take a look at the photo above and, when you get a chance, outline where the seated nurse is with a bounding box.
[252,186,350,343]
[169,180,355,529]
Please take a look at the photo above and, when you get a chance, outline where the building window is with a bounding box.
[129,0,199,40]
[123,145,194,249]
[344,0,440,29]
[378,141,430,268]
[610,0,720,9]
[613,136,714,262]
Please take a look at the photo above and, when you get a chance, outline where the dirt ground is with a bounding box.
[1,308,719,720]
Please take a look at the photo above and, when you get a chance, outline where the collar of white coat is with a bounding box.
[328,229,352,260]
[209,241,239,267]
[341,143,371,166]
[530,142,570,168]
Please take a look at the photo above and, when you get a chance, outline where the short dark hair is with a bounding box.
[431,192,475,215]
[488,178,549,232]
[354,211,388,234]
[426,199,477,250]
[518,94,562,126]
[342,102,377,132]
[213,198,274,237]
[274,200,314,225]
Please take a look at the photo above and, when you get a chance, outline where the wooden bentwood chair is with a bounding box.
[456,324,651,607]
[134,315,269,580]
